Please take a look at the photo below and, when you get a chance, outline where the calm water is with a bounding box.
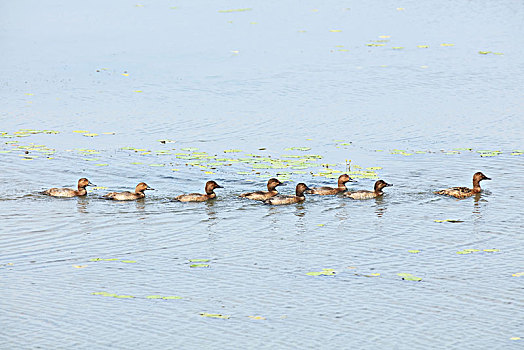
[1,1,523,349]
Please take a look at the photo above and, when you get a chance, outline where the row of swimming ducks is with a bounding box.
[42,172,491,204]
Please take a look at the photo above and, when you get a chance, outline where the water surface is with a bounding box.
[1,1,523,349]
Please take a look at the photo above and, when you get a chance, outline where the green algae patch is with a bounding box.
[200,313,230,319]
[397,273,422,281]
[307,268,336,276]
[218,8,252,13]
[92,292,135,298]
[190,264,210,268]
[146,295,182,300]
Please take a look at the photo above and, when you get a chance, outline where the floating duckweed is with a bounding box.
[120,260,137,263]
[434,219,463,223]
[83,158,99,161]
[408,250,420,254]
[512,272,524,277]
[73,130,88,133]
[284,147,311,151]
[146,295,182,300]
[306,268,336,276]
[189,259,210,263]
[149,164,165,167]
[200,313,230,319]
[218,8,252,13]
[131,162,143,165]
[95,164,109,166]
[330,29,342,32]
[224,149,241,153]
[482,249,500,252]
[441,43,455,46]
[190,264,210,268]
[392,47,404,50]
[478,51,491,55]
[397,273,422,281]
[83,133,99,137]
[92,292,135,298]
[248,316,266,320]
[417,45,429,48]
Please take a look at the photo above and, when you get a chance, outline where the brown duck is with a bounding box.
[175,181,223,202]
[307,174,355,195]
[105,182,154,201]
[43,178,95,197]
[264,183,311,205]
[343,180,392,200]
[435,172,491,198]
[240,178,285,201]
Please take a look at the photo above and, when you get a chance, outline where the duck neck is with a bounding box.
[76,188,87,196]
[337,182,347,191]
[472,179,482,192]
[206,192,216,199]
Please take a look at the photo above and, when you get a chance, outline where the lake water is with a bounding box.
[1,1,523,348]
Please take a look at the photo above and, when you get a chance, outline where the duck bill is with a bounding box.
[484,177,491,180]
[277,182,287,187]
[88,181,96,187]
[215,185,224,189]
[147,187,155,191]
[385,183,393,187]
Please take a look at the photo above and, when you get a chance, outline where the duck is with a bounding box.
[306,174,355,195]
[264,183,311,205]
[104,182,154,201]
[239,178,285,201]
[435,172,491,198]
[174,180,223,202]
[342,180,392,200]
[43,178,95,197]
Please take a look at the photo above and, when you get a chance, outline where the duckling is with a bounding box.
[43,178,95,197]
[240,178,285,201]
[174,181,223,202]
[343,180,392,200]
[104,182,154,201]
[435,172,491,198]
[264,183,311,205]
[307,174,355,195]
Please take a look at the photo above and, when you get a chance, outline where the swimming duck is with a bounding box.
[174,180,223,202]
[435,172,491,198]
[307,174,355,195]
[104,182,154,201]
[240,178,285,201]
[264,183,311,205]
[43,178,95,197]
[343,180,392,200]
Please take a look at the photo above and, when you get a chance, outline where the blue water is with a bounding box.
[1,1,523,348]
